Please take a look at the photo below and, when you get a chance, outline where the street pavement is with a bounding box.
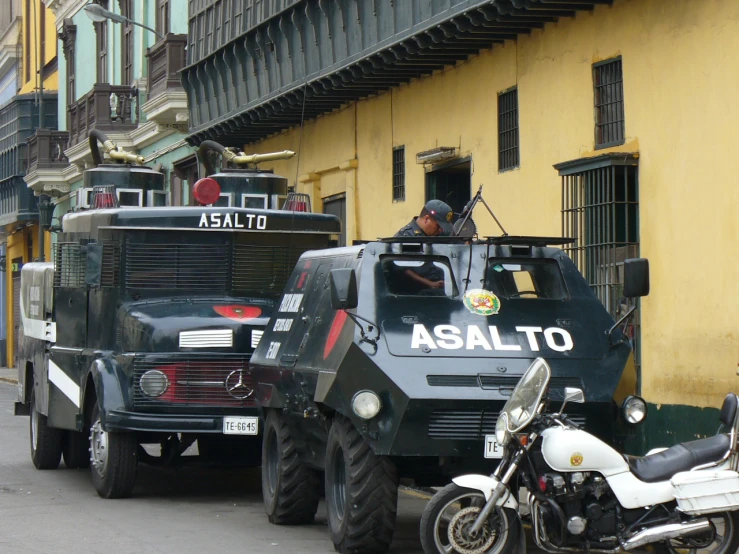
[0,377,445,554]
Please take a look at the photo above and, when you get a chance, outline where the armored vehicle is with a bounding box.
[249,230,643,553]
[14,134,341,499]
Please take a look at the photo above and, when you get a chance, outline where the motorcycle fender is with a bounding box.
[452,475,518,510]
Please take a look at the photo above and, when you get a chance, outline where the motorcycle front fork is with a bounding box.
[469,434,537,536]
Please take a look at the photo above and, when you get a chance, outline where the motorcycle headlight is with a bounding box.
[352,390,382,420]
[495,413,510,445]
[622,395,648,425]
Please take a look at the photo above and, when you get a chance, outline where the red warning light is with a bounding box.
[193,178,222,206]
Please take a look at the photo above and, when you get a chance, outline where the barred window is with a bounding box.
[498,87,519,171]
[393,146,405,202]
[556,153,640,369]
[593,58,625,148]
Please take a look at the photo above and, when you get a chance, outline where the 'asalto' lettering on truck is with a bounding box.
[198,212,268,229]
[411,324,574,352]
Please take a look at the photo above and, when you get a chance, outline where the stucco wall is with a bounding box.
[244,0,739,409]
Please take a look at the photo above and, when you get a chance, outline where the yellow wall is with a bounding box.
[19,1,58,94]
[246,0,739,409]
[5,225,50,366]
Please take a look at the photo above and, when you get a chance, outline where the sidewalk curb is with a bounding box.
[0,376,18,385]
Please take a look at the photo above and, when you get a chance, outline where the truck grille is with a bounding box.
[133,356,254,408]
[428,409,586,439]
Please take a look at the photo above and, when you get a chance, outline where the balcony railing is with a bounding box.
[27,129,69,173]
[67,84,139,147]
[147,33,188,100]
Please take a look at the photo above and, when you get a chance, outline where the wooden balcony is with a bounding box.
[146,33,187,101]
[27,129,69,173]
[67,84,139,147]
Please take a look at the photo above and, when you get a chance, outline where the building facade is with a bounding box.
[26,0,196,216]
[0,0,57,367]
[184,0,739,451]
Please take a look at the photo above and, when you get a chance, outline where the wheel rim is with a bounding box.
[89,417,108,477]
[266,427,279,496]
[30,407,38,452]
[330,445,346,523]
[432,491,509,554]
[666,513,735,554]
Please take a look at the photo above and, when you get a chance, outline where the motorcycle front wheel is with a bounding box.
[420,483,523,554]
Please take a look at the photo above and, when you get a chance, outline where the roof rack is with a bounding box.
[376,236,473,244]
[374,235,575,246]
[481,235,576,247]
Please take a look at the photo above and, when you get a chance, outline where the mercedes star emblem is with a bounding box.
[225,369,253,400]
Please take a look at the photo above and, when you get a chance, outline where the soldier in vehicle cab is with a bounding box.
[393,199,455,292]
[395,199,455,238]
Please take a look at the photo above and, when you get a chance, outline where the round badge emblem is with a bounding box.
[570,452,584,467]
[462,289,501,316]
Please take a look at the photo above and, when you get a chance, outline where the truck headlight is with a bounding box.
[352,391,382,420]
[496,413,510,445]
[140,370,169,397]
[622,396,647,425]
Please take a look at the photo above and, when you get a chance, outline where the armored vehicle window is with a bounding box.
[381,256,457,297]
[233,233,324,296]
[126,243,230,290]
[485,259,568,300]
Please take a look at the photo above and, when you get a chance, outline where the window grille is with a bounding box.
[498,87,519,171]
[393,146,405,202]
[556,153,640,368]
[54,243,87,288]
[593,58,624,148]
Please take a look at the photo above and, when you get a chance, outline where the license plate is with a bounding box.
[484,435,504,459]
[223,416,259,435]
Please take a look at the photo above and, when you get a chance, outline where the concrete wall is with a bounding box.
[243,0,739,416]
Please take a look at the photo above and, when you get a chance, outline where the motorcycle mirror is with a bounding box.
[558,387,585,416]
[564,387,585,404]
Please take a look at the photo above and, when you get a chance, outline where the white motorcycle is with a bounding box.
[420,358,739,554]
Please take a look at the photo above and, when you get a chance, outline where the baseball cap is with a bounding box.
[424,199,455,235]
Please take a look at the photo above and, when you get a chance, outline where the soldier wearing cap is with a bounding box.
[395,199,455,238]
[393,200,455,292]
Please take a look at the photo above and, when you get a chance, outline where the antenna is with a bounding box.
[454,184,508,237]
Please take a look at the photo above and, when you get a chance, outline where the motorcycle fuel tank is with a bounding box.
[541,426,629,477]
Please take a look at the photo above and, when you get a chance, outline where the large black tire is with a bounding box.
[62,430,90,469]
[261,410,321,524]
[325,415,399,554]
[654,511,739,554]
[89,403,138,498]
[420,483,523,554]
[29,389,62,470]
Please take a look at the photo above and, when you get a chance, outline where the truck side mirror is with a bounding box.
[623,258,649,298]
[329,268,358,310]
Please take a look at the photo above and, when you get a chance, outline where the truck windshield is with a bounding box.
[380,256,457,297]
[484,258,568,300]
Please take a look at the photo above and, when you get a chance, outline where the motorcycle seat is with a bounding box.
[624,434,730,483]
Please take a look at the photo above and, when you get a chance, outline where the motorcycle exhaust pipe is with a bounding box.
[622,518,712,551]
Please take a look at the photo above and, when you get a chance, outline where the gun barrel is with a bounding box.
[109,150,145,165]
[231,150,296,165]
